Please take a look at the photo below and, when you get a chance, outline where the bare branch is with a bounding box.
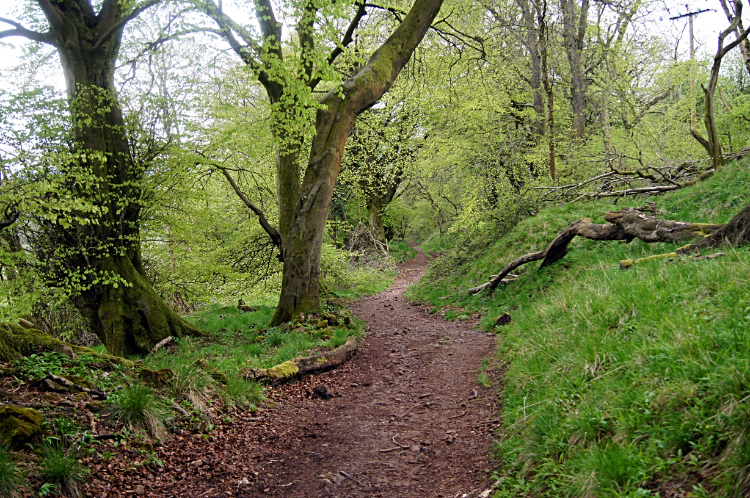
[217,167,283,257]
[0,17,55,45]
[92,0,162,51]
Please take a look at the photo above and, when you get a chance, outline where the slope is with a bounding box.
[408,157,750,497]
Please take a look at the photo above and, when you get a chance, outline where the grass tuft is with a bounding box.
[36,439,89,498]
[0,444,24,498]
[108,385,171,440]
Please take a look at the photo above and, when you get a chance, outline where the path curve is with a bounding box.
[251,247,499,497]
[87,248,499,498]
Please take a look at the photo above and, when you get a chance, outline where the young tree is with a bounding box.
[691,0,750,170]
[193,0,445,324]
[0,1,204,355]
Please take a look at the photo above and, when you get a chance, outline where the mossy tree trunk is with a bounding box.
[269,0,445,325]
[5,0,203,355]
[196,0,444,325]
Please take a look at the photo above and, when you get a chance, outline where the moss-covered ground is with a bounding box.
[408,157,750,497]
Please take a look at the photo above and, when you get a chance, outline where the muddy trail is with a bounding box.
[88,248,500,498]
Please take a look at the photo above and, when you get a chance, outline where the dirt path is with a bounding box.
[86,248,499,498]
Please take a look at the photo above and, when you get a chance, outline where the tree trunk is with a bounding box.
[691,3,750,171]
[269,0,445,325]
[366,193,387,244]
[560,0,589,138]
[76,255,203,356]
[31,0,204,356]
[517,0,545,137]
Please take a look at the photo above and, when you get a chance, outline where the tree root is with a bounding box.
[468,204,749,295]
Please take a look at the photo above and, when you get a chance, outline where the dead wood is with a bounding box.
[31,373,108,400]
[533,147,750,203]
[246,336,358,384]
[149,336,174,356]
[468,206,741,294]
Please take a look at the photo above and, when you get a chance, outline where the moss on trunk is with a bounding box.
[0,322,133,367]
[88,256,205,357]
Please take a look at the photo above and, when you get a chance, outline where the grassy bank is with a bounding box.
[408,158,750,497]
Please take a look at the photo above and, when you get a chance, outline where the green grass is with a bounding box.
[409,158,750,497]
[108,385,171,439]
[36,439,89,498]
[0,444,24,498]
[389,240,418,262]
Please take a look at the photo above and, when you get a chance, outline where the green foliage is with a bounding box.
[0,443,25,498]
[36,439,89,498]
[15,352,66,381]
[108,386,171,440]
[412,158,750,496]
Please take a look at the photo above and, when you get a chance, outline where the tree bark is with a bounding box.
[560,0,589,138]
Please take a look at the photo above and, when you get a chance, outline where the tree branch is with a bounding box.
[308,1,368,89]
[217,167,283,257]
[0,18,55,46]
[91,0,162,51]
[298,0,317,83]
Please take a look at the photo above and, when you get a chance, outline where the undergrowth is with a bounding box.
[409,157,750,497]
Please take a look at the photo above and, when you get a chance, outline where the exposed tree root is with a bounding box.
[468,204,749,295]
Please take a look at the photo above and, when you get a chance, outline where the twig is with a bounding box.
[149,336,175,356]
[475,418,501,428]
[448,411,467,420]
[339,471,364,486]
[380,433,411,452]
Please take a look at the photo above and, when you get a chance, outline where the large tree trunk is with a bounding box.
[31,0,204,355]
[269,0,445,325]
[76,255,202,356]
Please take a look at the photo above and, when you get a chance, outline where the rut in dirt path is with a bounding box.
[249,246,500,497]
[91,247,501,498]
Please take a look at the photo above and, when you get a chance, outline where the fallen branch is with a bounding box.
[468,204,745,294]
[244,336,358,384]
[31,373,108,400]
[149,336,174,356]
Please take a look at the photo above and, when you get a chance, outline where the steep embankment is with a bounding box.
[410,158,750,498]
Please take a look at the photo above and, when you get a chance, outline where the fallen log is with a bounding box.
[243,336,358,385]
[468,205,742,295]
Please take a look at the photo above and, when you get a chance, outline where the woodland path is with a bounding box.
[91,247,500,498]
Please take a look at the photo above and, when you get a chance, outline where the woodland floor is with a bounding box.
[84,247,501,498]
